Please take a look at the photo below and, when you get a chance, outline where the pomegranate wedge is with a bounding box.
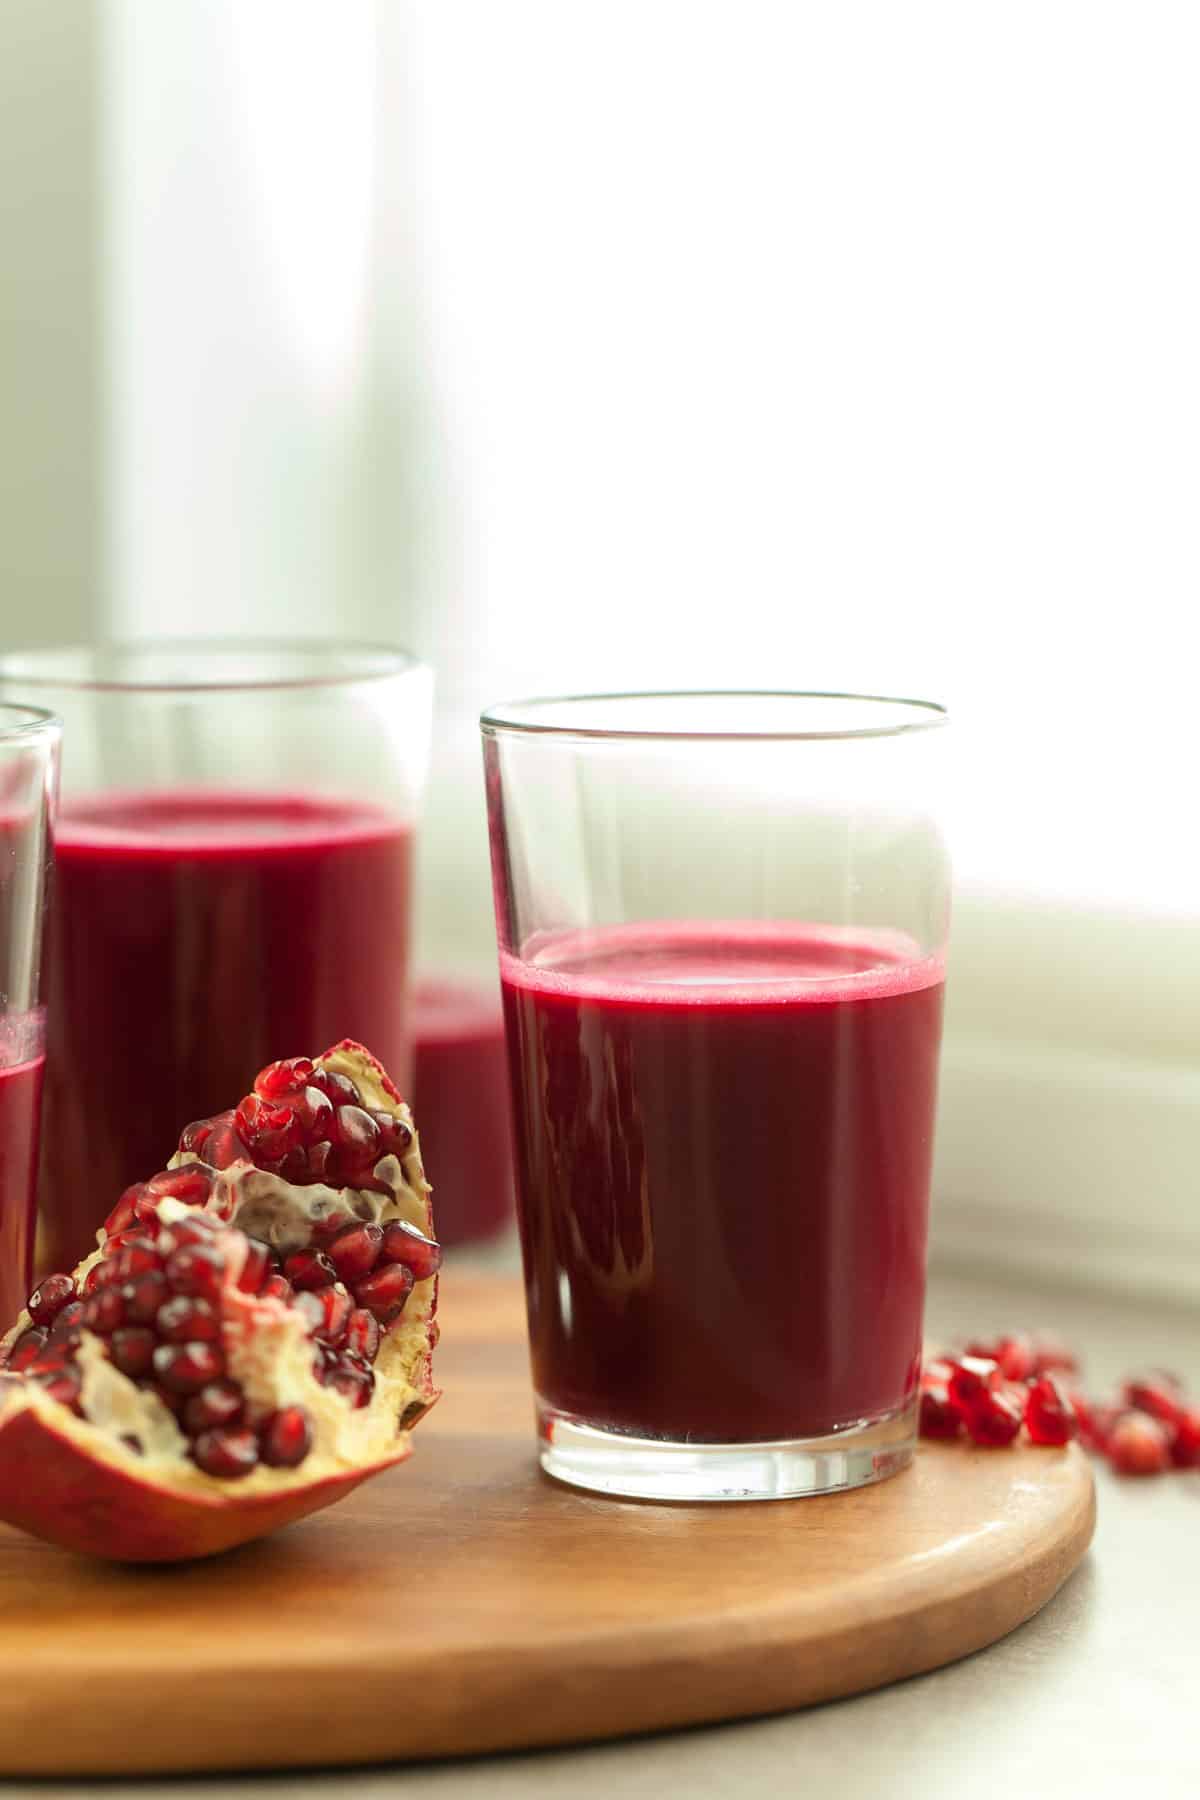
[0,1041,440,1562]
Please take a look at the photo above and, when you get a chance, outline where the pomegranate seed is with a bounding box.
[1119,1373,1184,1431]
[326,1223,384,1283]
[259,1406,314,1468]
[306,1141,335,1181]
[194,1113,249,1170]
[123,1270,168,1324]
[183,1379,245,1433]
[352,1261,415,1324]
[38,1368,82,1410]
[236,1093,305,1163]
[964,1382,1025,1447]
[26,1342,72,1377]
[191,1426,259,1479]
[109,1327,157,1379]
[81,1288,126,1336]
[317,1286,353,1346]
[330,1104,381,1166]
[947,1355,1000,1419]
[310,1210,356,1244]
[26,1274,76,1327]
[255,1056,316,1100]
[296,1085,334,1142]
[1025,1375,1077,1446]
[1030,1332,1079,1377]
[343,1308,381,1363]
[1169,1408,1200,1469]
[8,1329,49,1372]
[284,1249,337,1291]
[380,1220,442,1282]
[965,1334,1035,1383]
[310,1068,360,1106]
[156,1296,221,1343]
[1107,1410,1172,1475]
[178,1118,214,1156]
[153,1342,225,1394]
[371,1111,412,1159]
[47,1300,86,1342]
[260,1273,293,1304]
[326,1356,374,1407]
[110,1237,162,1281]
[919,1384,962,1439]
[144,1165,217,1207]
[82,1259,122,1296]
[164,1244,226,1301]
[104,1184,144,1238]
[168,1212,225,1249]
[1072,1395,1120,1454]
[236,1238,273,1294]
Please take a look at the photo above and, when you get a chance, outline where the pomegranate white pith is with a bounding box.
[0,1041,440,1561]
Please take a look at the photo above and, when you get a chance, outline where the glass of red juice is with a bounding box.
[0,705,60,1326]
[0,643,430,1278]
[481,692,950,1501]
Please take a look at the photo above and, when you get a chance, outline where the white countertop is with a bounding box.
[6,1263,1198,1800]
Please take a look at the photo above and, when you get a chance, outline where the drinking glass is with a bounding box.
[482,692,950,1501]
[0,642,431,1278]
[0,706,60,1324]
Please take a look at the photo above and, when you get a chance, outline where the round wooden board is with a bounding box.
[0,1274,1095,1778]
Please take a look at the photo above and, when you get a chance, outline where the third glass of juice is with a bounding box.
[0,644,430,1277]
[482,692,950,1502]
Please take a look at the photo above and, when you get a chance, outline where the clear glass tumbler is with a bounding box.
[481,692,950,1501]
[0,642,431,1277]
[0,705,60,1325]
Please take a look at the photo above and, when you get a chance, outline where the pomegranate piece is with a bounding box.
[380,1219,443,1282]
[964,1382,1025,1448]
[1024,1375,1077,1446]
[192,1426,259,1480]
[0,1039,439,1562]
[325,1222,384,1284]
[26,1275,76,1328]
[1107,1410,1172,1476]
[260,1406,314,1468]
[352,1261,415,1325]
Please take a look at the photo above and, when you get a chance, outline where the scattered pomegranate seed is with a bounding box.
[155,1296,221,1344]
[1024,1375,1077,1446]
[152,1342,226,1395]
[26,1274,76,1327]
[325,1223,384,1283]
[1029,1332,1079,1377]
[284,1249,337,1291]
[1169,1408,1200,1470]
[919,1383,962,1439]
[164,1245,226,1302]
[259,1406,314,1468]
[352,1261,415,1324]
[191,1426,259,1479]
[1119,1374,1184,1431]
[109,1328,157,1379]
[183,1379,245,1433]
[1107,1411,1173,1476]
[964,1382,1025,1447]
[947,1355,999,1418]
[380,1219,442,1282]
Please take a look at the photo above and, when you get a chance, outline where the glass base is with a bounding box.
[537,1397,917,1502]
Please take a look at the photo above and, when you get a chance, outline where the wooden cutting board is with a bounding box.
[0,1273,1095,1778]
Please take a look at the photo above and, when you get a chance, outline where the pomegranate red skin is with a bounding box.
[0,1392,411,1562]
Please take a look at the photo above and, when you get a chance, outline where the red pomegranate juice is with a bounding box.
[41,791,414,1273]
[501,923,944,1443]
[0,1039,44,1326]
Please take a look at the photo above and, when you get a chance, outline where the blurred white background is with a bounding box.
[1,1,1195,1293]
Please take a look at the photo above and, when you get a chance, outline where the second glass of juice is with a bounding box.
[482,692,950,1502]
[0,643,431,1278]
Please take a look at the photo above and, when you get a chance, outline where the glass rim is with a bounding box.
[0,639,425,696]
[480,690,949,743]
[0,701,62,742]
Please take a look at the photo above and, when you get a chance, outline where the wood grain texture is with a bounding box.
[0,1273,1096,1777]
